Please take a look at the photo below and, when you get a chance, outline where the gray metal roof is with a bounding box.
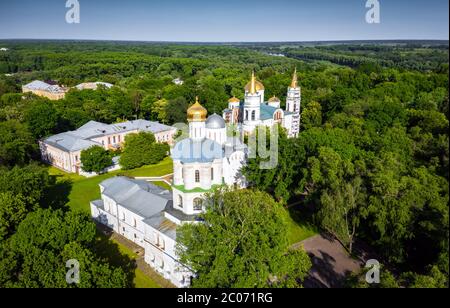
[23,80,66,93]
[43,120,175,152]
[144,212,178,240]
[45,131,101,152]
[100,177,170,219]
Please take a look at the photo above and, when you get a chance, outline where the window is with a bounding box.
[121,212,125,221]
[118,135,121,143]
[108,137,111,145]
[251,110,256,121]
[134,233,137,239]
[211,168,214,181]
[113,136,116,143]
[193,198,203,211]
[178,195,183,208]
[102,140,105,145]
[245,110,249,120]
[195,170,200,183]
[133,218,137,227]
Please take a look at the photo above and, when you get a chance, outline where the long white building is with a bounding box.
[91,98,247,287]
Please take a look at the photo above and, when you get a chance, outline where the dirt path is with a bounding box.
[294,234,366,288]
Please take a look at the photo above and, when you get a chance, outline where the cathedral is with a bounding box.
[91,98,247,287]
[90,70,301,287]
[223,69,301,138]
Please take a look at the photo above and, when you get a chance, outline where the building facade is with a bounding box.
[22,80,113,100]
[22,80,69,100]
[91,98,247,287]
[40,120,177,174]
[222,69,301,138]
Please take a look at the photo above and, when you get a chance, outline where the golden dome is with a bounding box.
[228,96,240,103]
[187,96,207,122]
[268,96,280,102]
[245,71,265,93]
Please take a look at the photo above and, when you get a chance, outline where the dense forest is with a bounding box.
[0,40,448,288]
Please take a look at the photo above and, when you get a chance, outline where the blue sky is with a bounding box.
[0,0,448,42]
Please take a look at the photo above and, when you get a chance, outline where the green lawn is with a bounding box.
[47,158,174,288]
[151,181,172,191]
[283,209,317,245]
[48,157,173,213]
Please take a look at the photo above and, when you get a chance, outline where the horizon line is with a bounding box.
[0,38,449,44]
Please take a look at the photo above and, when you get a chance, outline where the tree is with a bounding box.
[0,209,130,288]
[119,132,168,170]
[177,189,311,288]
[0,192,28,241]
[166,97,189,124]
[301,101,322,129]
[151,99,168,123]
[0,120,37,166]
[80,146,113,173]
[0,164,54,205]
[24,100,59,138]
[318,177,366,253]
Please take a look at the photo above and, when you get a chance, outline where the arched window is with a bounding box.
[245,110,249,120]
[195,170,200,183]
[193,198,203,211]
[178,195,183,208]
[251,110,256,121]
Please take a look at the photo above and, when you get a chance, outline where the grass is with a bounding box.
[47,158,174,288]
[48,157,173,213]
[152,181,172,191]
[283,208,318,245]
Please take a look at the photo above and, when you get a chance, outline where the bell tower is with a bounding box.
[286,68,301,137]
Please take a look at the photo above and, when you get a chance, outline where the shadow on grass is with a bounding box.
[94,227,137,287]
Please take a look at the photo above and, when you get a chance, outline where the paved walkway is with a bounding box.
[293,234,367,288]
[135,173,173,186]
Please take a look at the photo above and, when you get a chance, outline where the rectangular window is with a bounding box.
[113,136,116,143]
[118,135,121,143]
[108,137,111,145]
[211,168,214,180]
[195,170,200,183]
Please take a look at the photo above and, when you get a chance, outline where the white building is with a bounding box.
[91,98,247,287]
[172,78,184,85]
[40,120,177,174]
[223,69,301,138]
[75,82,113,90]
[22,80,69,100]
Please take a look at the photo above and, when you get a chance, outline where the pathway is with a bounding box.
[293,234,369,288]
